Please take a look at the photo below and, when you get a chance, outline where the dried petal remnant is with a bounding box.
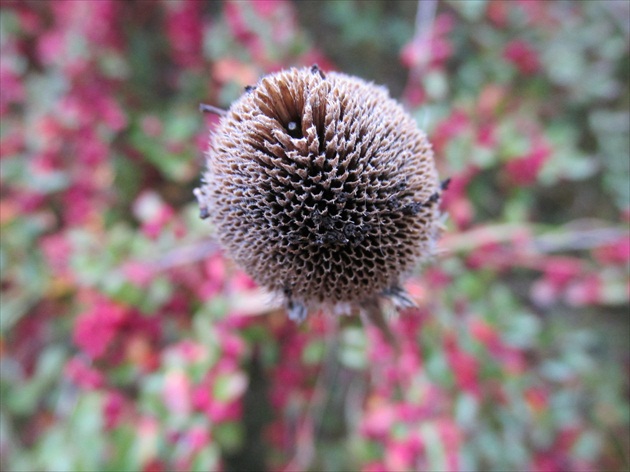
[197,67,442,317]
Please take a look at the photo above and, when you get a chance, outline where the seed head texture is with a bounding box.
[196,66,442,320]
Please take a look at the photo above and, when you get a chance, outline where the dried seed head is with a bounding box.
[196,66,442,320]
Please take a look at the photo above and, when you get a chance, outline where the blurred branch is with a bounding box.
[147,223,626,271]
[142,222,627,317]
[285,320,340,472]
[440,222,628,254]
[410,0,437,79]
[533,226,629,253]
[151,239,220,271]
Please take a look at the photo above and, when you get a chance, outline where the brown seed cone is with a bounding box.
[196,66,442,321]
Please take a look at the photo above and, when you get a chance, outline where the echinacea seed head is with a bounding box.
[196,66,443,319]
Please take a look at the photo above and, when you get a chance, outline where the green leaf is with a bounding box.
[213,372,248,402]
[213,422,243,453]
[338,327,367,370]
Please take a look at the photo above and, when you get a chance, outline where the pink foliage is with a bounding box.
[503,40,541,76]
[65,357,105,390]
[73,299,128,360]
[164,0,204,68]
[505,139,551,186]
[103,390,127,429]
[594,237,630,265]
[445,334,481,396]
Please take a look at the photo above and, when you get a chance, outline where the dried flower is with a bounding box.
[196,66,443,321]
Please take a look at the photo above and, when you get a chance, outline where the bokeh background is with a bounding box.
[1,1,629,471]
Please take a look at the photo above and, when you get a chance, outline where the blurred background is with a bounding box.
[0,1,628,471]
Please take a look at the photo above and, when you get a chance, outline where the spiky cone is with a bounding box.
[196,66,444,328]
